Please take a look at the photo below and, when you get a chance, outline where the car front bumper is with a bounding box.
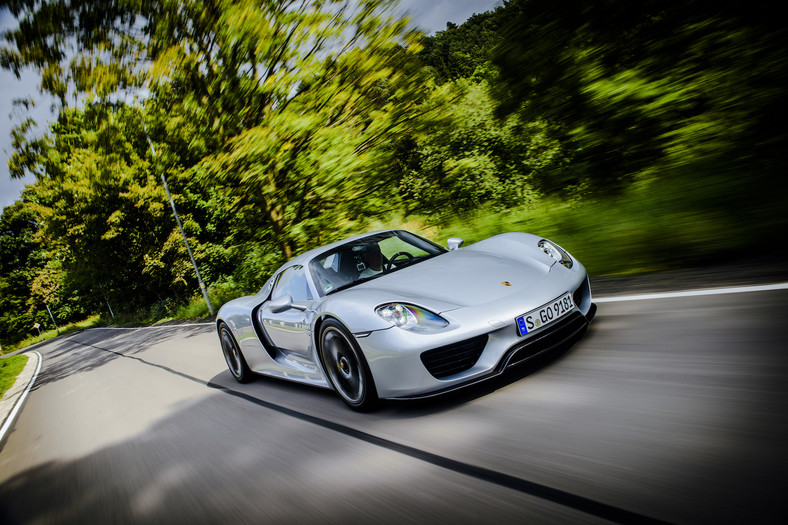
[360,276,595,399]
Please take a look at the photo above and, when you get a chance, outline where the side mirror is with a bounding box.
[268,294,294,313]
[447,237,464,251]
[268,294,307,313]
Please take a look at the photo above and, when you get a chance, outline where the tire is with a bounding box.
[219,322,253,383]
[319,319,378,411]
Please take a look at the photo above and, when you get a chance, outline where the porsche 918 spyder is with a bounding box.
[216,230,596,410]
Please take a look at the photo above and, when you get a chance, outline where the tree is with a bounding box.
[1,0,435,312]
[398,79,562,217]
[0,203,46,343]
[143,1,432,263]
[417,3,510,84]
[491,0,788,193]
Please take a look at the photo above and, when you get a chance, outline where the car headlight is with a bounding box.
[375,303,449,332]
[538,239,573,268]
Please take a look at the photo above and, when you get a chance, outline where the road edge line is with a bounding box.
[95,323,214,330]
[0,351,42,445]
[594,281,788,303]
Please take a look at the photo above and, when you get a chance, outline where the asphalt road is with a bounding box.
[0,287,786,524]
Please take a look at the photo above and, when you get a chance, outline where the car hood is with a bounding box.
[353,249,555,312]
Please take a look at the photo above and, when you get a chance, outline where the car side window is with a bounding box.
[271,265,312,302]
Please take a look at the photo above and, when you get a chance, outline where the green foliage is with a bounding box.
[0,203,48,346]
[1,0,785,346]
[227,241,287,293]
[173,279,248,320]
[398,79,559,218]
[491,0,788,194]
[177,1,430,262]
[418,5,509,83]
[2,0,434,343]
[0,354,29,397]
[439,168,784,276]
[24,103,178,310]
[1,315,103,355]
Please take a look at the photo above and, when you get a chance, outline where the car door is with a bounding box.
[259,264,314,359]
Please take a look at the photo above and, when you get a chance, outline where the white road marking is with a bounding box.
[595,282,788,303]
[0,351,42,444]
[95,323,213,330]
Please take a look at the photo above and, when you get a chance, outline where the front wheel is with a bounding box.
[219,322,253,383]
[319,319,378,411]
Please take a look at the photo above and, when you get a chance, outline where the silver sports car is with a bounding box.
[217,229,596,410]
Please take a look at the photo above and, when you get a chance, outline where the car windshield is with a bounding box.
[308,230,446,296]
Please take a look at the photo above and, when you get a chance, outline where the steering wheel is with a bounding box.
[386,251,414,271]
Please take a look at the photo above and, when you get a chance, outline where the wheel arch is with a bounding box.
[312,312,363,356]
[314,314,379,410]
[312,313,339,366]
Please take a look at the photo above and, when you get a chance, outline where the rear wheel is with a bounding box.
[219,322,253,383]
[319,319,378,411]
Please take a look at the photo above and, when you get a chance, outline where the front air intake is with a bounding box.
[420,334,488,379]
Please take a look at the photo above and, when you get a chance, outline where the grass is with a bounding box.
[0,354,29,399]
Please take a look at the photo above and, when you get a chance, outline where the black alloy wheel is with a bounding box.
[219,322,253,383]
[319,319,378,411]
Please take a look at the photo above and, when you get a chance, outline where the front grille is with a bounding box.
[501,311,588,369]
[421,334,488,379]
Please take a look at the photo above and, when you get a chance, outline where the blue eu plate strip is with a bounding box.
[516,316,528,336]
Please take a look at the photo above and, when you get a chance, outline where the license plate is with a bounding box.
[516,292,575,336]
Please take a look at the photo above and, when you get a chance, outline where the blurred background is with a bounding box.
[1,0,786,349]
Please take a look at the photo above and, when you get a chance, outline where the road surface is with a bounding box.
[1,286,786,524]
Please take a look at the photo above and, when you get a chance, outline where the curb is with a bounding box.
[0,351,42,446]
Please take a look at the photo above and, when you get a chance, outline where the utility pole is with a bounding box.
[141,119,215,316]
[45,302,59,333]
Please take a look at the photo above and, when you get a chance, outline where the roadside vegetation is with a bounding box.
[1,0,785,350]
[0,354,29,398]
[1,316,104,355]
